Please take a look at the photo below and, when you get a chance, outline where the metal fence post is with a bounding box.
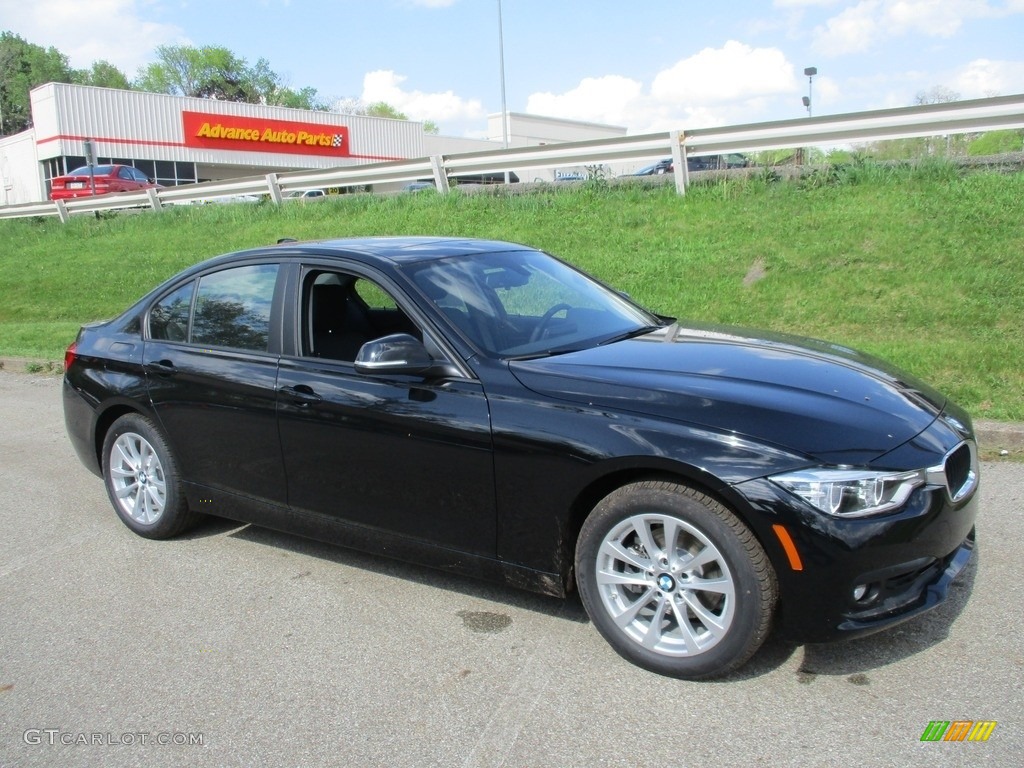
[146,188,163,213]
[430,155,451,195]
[670,130,688,196]
[266,173,283,205]
[55,200,69,224]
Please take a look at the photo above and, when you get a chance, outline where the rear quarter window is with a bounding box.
[149,281,195,342]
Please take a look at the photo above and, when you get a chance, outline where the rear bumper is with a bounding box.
[63,377,102,477]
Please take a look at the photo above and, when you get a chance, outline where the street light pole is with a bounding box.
[803,66,817,117]
[497,0,510,182]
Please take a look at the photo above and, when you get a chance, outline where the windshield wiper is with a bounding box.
[597,324,665,346]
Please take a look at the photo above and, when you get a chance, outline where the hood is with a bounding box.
[509,323,946,464]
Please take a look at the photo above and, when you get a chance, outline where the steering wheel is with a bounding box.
[529,303,573,343]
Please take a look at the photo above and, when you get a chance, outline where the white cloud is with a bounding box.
[951,58,1024,97]
[0,0,184,74]
[359,70,486,128]
[812,0,882,55]
[773,0,841,7]
[526,76,645,128]
[526,42,801,132]
[812,0,1015,56]
[651,41,796,103]
[406,0,458,7]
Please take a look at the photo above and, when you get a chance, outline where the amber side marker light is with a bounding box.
[772,524,804,571]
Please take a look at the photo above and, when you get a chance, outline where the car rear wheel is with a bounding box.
[102,413,200,539]
[576,481,777,679]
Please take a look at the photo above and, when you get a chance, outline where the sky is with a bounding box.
[3,0,1024,138]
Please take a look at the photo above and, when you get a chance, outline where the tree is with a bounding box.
[340,100,439,133]
[135,45,252,100]
[364,101,408,120]
[914,86,960,105]
[75,60,131,90]
[855,86,972,160]
[244,57,330,110]
[134,45,329,110]
[0,30,77,134]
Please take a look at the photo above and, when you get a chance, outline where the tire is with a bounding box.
[101,413,200,539]
[576,481,777,679]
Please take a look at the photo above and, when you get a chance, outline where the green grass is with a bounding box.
[2,164,1022,420]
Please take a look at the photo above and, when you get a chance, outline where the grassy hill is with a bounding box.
[1,162,1022,420]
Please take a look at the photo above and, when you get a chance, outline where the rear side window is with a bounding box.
[191,265,279,352]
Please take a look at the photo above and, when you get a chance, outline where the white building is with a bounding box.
[0,83,628,205]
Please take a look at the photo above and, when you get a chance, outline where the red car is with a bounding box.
[50,164,158,200]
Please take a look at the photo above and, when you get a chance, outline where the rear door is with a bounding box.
[144,260,287,507]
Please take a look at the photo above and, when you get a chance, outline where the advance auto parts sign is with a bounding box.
[182,111,350,157]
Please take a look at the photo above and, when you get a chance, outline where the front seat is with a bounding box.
[310,284,375,360]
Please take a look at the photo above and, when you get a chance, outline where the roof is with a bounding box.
[269,236,535,264]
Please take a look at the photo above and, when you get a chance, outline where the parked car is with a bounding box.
[450,171,519,185]
[63,237,979,679]
[403,181,436,192]
[626,154,750,177]
[186,194,262,206]
[50,164,158,200]
[284,189,326,200]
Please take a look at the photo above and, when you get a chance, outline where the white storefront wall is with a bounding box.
[0,130,42,206]
[0,83,632,204]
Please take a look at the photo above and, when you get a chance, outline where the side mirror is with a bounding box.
[354,333,449,377]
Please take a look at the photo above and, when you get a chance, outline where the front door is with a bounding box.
[276,268,496,555]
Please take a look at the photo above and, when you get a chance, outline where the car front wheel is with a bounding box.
[576,481,777,679]
[102,413,199,539]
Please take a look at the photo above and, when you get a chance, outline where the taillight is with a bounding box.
[64,341,77,372]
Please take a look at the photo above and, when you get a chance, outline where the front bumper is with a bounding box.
[836,528,974,634]
[730,434,980,644]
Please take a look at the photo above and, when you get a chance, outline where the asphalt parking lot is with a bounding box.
[1,370,1021,768]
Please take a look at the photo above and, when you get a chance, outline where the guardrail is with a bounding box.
[2,92,1023,221]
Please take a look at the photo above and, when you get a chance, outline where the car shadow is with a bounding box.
[190,517,591,624]
[181,515,978,679]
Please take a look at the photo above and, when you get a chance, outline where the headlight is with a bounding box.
[770,468,927,518]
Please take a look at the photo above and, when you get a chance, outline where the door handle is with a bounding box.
[145,359,176,375]
[279,385,323,405]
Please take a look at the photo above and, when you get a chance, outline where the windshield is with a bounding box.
[405,248,663,358]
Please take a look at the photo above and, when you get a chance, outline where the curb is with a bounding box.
[975,420,1024,453]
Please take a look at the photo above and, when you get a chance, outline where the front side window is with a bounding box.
[192,265,279,352]
[304,271,419,361]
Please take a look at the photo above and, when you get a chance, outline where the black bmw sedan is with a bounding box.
[63,237,979,679]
